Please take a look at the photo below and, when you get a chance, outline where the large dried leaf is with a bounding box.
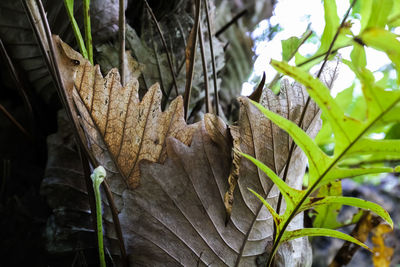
[53,35,198,188]
[108,82,320,265]
[122,125,234,265]
[230,79,320,265]
[53,34,322,265]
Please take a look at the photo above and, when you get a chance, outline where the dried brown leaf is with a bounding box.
[52,35,320,266]
[249,71,266,103]
[372,224,393,267]
[53,35,198,188]
[234,79,321,265]
[204,114,240,223]
[330,212,382,267]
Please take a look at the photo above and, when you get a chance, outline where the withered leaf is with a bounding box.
[249,72,266,103]
[53,35,321,266]
[204,114,240,223]
[115,79,320,265]
[372,224,393,267]
[53,35,198,188]
[234,79,320,265]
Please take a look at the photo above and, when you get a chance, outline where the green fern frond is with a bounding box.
[244,6,400,264]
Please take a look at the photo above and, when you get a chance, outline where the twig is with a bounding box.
[162,57,186,110]
[144,0,178,96]
[0,104,31,139]
[183,0,201,120]
[269,46,350,91]
[215,9,247,38]
[119,0,126,85]
[203,0,219,116]
[0,38,35,136]
[198,22,211,113]
[149,24,168,98]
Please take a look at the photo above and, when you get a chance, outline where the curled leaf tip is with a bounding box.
[91,166,106,183]
[249,72,266,103]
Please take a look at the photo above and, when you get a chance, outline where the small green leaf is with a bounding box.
[350,43,367,69]
[242,153,301,208]
[281,228,371,251]
[354,0,373,32]
[382,104,400,123]
[271,60,362,155]
[312,181,342,229]
[359,28,400,83]
[314,114,333,147]
[302,196,393,228]
[347,139,400,158]
[366,0,393,29]
[294,0,350,72]
[388,0,400,27]
[344,59,399,121]
[335,83,356,112]
[248,188,281,230]
[395,166,400,173]
[282,37,302,62]
[319,0,340,55]
[322,166,393,187]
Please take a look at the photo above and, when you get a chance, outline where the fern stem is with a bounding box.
[63,0,88,59]
[83,0,93,64]
[91,167,107,267]
[267,86,399,266]
[269,0,358,265]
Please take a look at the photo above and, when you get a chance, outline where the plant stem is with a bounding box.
[91,167,106,267]
[83,0,93,64]
[119,0,126,85]
[203,0,219,116]
[0,104,31,138]
[63,0,88,59]
[144,0,178,96]
[198,22,211,113]
[269,0,357,265]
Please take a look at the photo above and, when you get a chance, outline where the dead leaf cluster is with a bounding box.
[52,36,321,266]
